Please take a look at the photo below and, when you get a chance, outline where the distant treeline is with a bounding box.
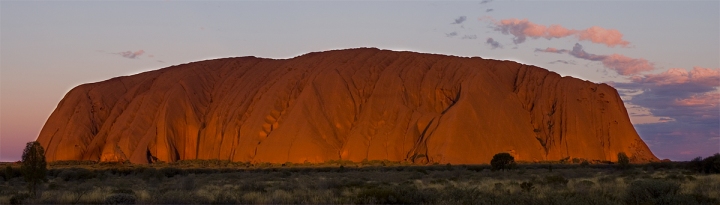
[1,153,717,182]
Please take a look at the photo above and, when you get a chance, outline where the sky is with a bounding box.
[0,1,718,162]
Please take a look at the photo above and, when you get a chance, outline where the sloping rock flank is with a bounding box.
[37,48,657,164]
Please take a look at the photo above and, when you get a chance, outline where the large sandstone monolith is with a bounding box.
[36,48,658,164]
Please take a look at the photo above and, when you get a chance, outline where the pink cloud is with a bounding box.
[601,54,654,75]
[690,67,720,86]
[675,92,719,107]
[547,25,576,38]
[491,18,630,47]
[635,67,720,86]
[577,26,630,47]
[640,68,689,85]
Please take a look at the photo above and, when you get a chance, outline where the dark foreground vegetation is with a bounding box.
[1,156,719,204]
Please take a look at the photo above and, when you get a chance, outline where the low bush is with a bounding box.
[544,174,569,188]
[438,186,483,204]
[3,166,19,180]
[573,180,595,193]
[9,193,30,205]
[56,168,95,181]
[617,152,630,170]
[624,179,681,204]
[520,182,534,192]
[105,193,137,205]
[158,167,185,178]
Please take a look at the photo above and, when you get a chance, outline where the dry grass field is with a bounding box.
[1,160,719,204]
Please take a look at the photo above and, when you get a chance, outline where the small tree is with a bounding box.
[21,141,47,197]
[617,152,630,170]
[491,153,515,171]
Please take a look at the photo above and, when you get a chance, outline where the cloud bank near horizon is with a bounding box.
[613,67,720,159]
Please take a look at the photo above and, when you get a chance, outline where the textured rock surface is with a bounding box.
[37,48,657,164]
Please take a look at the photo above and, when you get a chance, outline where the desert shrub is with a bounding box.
[356,186,399,203]
[238,181,267,193]
[57,168,95,181]
[701,153,720,173]
[573,180,595,193]
[112,188,135,195]
[75,168,95,180]
[624,179,682,205]
[158,167,185,178]
[47,181,61,190]
[405,166,428,175]
[9,193,30,205]
[664,173,689,181]
[153,189,205,204]
[520,182,535,192]
[517,167,527,174]
[140,168,163,181]
[48,160,97,166]
[493,182,505,192]
[212,191,239,204]
[687,156,704,172]
[107,168,135,176]
[491,153,515,171]
[647,161,677,170]
[105,193,137,205]
[580,160,590,167]
[438,186,483,204]
[466,165,486,172]
[617,152,630,170]
[356,184,431,204]
[553,192,620,205]
[545,174,569,188]
[181,176,196,191]
[58,169,77,181]
[4,166,18,180]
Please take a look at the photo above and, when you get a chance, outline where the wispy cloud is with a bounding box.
[117,50,145,59]
[568,43,606,61]
[548,60,575,65]
[486,38,502,49]
[489,18,630,47]
[486,9,494,12]
[534,47,568,54]
[452,16,467,24]
[446,32,458,37]
[480,0,492,4]
[539,43,653,76]
[601,54,655,76]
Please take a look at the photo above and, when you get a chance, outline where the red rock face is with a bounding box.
[36,48,657,164]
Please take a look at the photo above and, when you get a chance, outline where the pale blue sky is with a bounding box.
[1,1,718,161]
